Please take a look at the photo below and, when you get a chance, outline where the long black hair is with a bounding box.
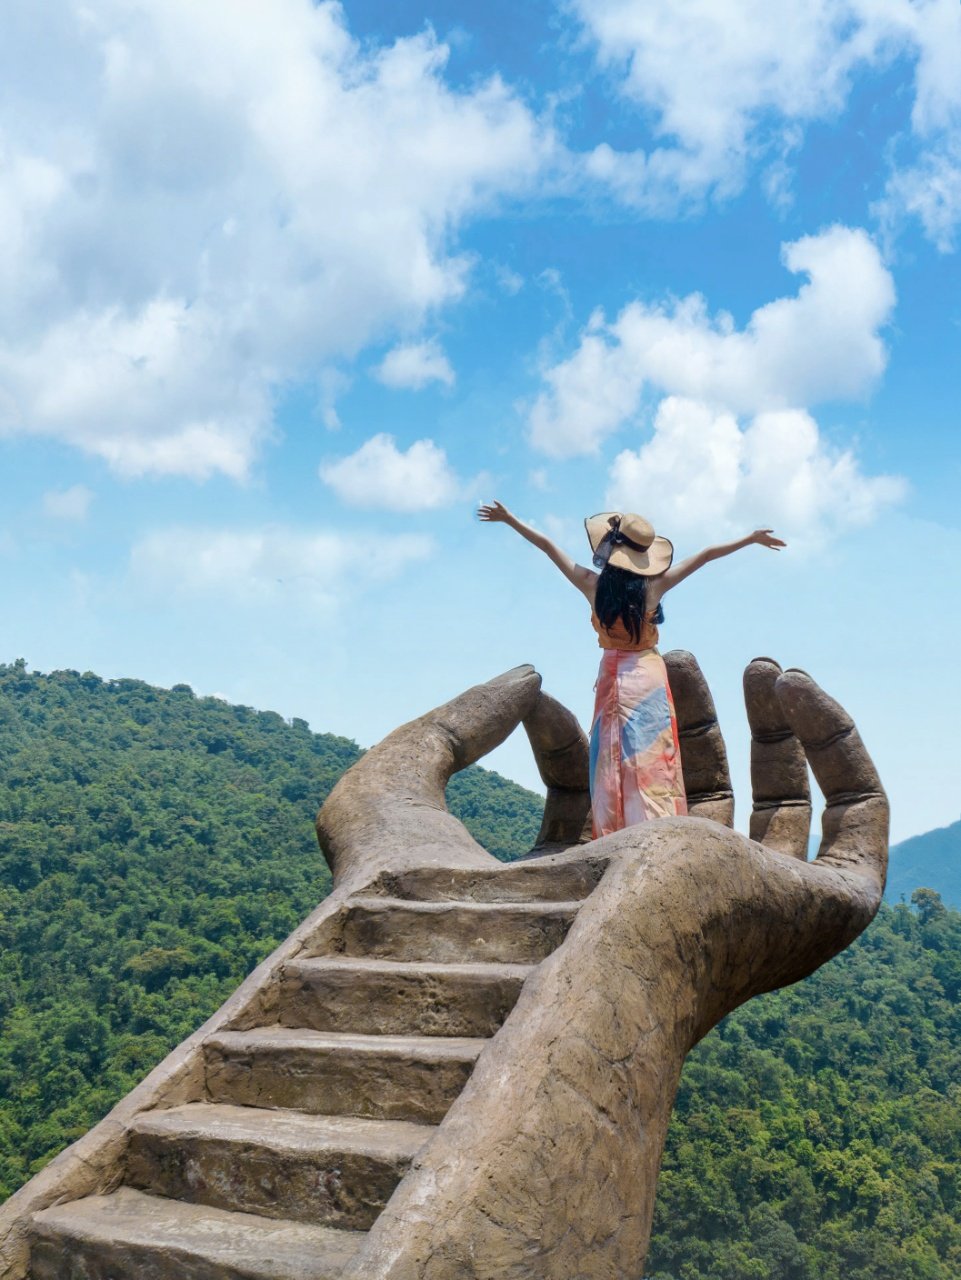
[594,564,664,644]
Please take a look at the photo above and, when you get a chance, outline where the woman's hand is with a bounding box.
[751,529,786,550]
[478,500,514,524]
[477,501,592,597]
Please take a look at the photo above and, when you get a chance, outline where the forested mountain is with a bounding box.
[1,662,959,1278]
[887,819,961,909]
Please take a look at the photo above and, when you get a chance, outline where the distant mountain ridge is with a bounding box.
[886,817,961,909]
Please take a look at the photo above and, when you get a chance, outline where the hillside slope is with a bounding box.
[886,818,961,909]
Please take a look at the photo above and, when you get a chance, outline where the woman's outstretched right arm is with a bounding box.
[478,500,596,600]
[657,529,786,595]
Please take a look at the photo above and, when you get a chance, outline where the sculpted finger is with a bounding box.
[744,657,811,859]
[523,691,592,853]
[432,665,544,771]
[317,665,543,884]
[775,670,888,889]
[663,650,733,827]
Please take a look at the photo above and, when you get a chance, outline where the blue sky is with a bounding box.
[1,0,959,843]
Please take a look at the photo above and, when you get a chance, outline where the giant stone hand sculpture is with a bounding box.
[322,652,888,1280]
[2,651,887,1280]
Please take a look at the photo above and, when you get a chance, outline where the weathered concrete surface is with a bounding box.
[31,1187,364,1280]
[341,826,886,1279]
[522,690,592,852]
[745,656,812,856]
[280,957,533,1038]
[127,1105,433,1229]
[364,858,607,905]
[333,656,888,1279]
[664,649,735,826]
[336,899,579,964]
[204,1028,486,1124]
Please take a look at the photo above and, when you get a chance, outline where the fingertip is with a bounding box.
[744,657,787,732]
[774,670,857,747]
[747,656,782,671]
[772,669,816,715]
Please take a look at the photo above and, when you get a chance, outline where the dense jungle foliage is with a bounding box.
[1,661,959,1279]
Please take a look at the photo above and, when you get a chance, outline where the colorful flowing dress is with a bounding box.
[588,610,687,838]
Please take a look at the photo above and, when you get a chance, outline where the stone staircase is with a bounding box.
[28,859,602,1279]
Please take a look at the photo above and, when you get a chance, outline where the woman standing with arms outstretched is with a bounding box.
[478,502,784,838]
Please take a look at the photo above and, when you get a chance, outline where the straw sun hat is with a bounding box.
[585,512,674,577]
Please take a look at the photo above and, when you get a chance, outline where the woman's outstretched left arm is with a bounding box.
[478,500,596,600]
[658,529,785,594]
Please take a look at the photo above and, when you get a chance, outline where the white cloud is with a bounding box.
[0,0,548,478]
[375,339,455,390]
[42,484,94,521]
[531,225,903,539]
[2,299,267,480]
[320,433,462,511]
[130,524,433,606]
[573,0,961,236]
[875,2,961,248]
[876,143,961,252]
[607,397,906,540]
[529,225,894,457]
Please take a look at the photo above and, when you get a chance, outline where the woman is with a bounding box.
[478,502,785,838]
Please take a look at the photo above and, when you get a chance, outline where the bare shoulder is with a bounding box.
[654,551,703,595]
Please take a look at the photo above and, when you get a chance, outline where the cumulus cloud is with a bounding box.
[375,339,455,390]
[607,397,906,540]
[320,433,462,511]
[2,299,267,480]
[574,0,961,235]
[529,225,894,457]
[531,224,903,538]
[0,0,547,478]
[42,484,94,521]
[130,524,433,606]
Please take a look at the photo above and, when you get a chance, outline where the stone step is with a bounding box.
[30,1186,364,1280]
[335,897,581,964]
[205,1027,485,1125]
[127,1104,435,1231]
[280,956,532,1038]
[366,858,607,904]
